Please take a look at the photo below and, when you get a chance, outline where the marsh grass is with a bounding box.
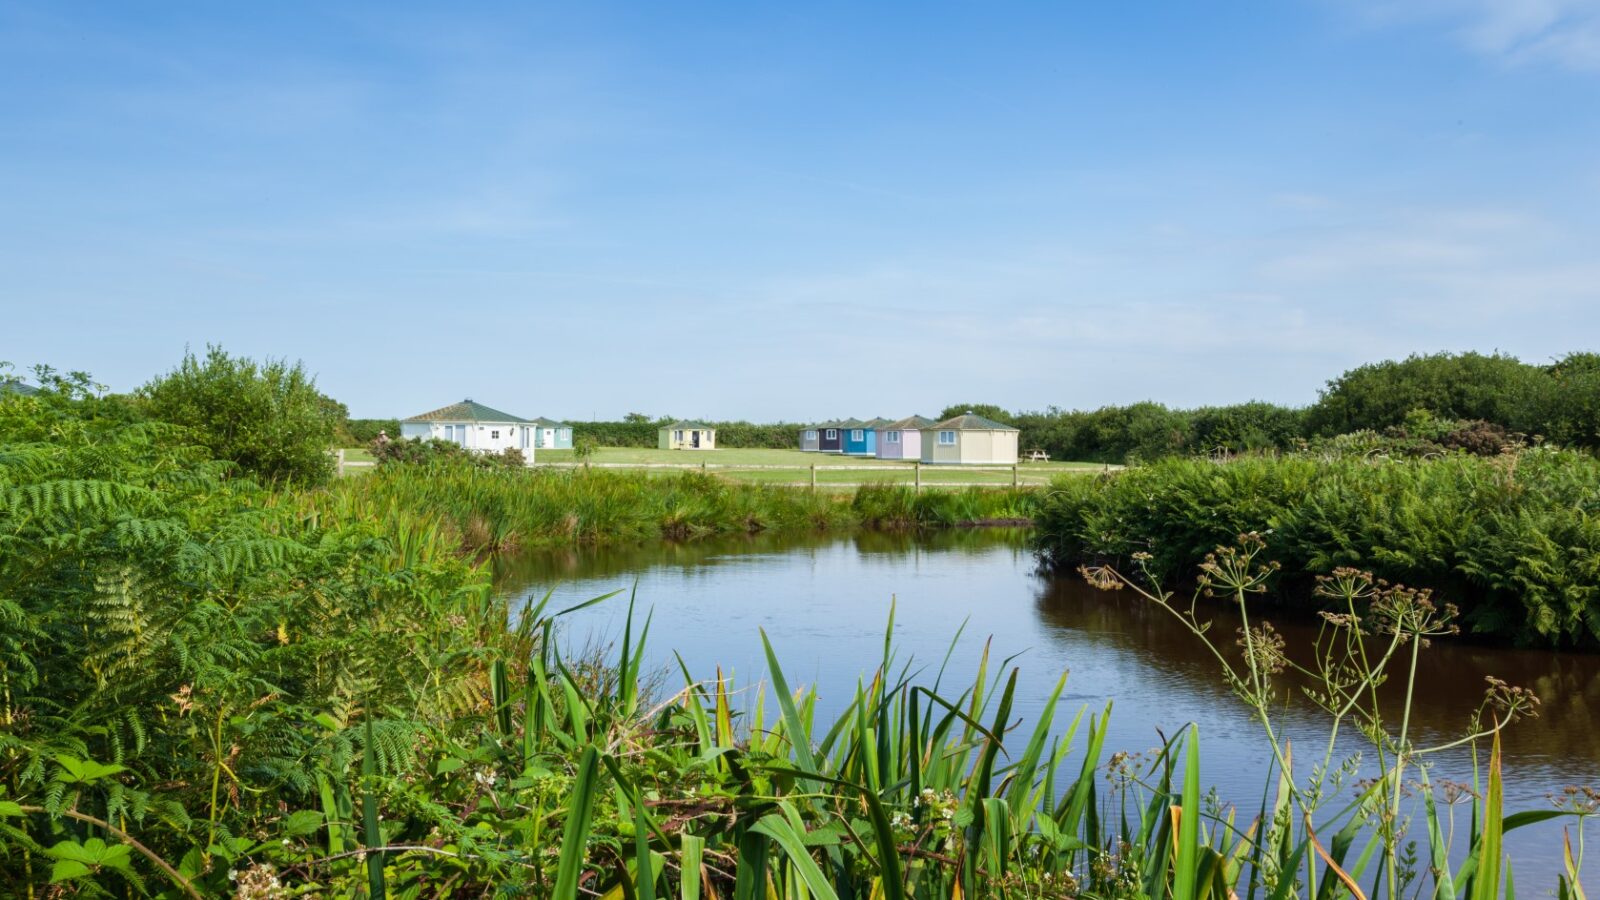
[1034,449,1600,647]
[322,463,1042,555]
[5,382,1591,898]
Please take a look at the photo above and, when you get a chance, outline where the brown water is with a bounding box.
[494,529,1600,887]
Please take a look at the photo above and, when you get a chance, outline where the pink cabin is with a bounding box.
[875,415,935,460]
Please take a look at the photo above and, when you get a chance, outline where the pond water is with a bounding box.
[494,529,1600,888]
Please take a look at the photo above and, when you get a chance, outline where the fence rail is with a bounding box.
[529,460,1043,489]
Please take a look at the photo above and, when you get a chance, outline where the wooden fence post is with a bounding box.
[336,448,345,477]
[914,462,921,493]
[810,464,817,491]
[1012,464,1019,488]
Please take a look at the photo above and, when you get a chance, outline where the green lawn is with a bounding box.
[532,446,1110,486]
[339,445,1112,485]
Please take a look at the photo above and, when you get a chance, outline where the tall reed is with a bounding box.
[1033,449,1600,647]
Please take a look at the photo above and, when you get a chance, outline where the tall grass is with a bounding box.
[315,464,1040,555]
[7,379,1591,897]
[1033,449,1600,647]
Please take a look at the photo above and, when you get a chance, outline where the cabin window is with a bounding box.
[674,430,684,441]
[939,430,956,445]
[559,428,570,440]
[886,431,899,443]
[491,430,500,439]
[443,425,454,441]
[851,430,864,441]
[805,430,817,441]
[825,429,837,440]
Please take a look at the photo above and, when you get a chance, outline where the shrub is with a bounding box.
[1034,449,1600,647]
[347,417,401,443]
[373,436,525,469]
[138,345,339,485]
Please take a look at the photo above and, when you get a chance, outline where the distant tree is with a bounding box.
[1305,352,1541,436]
[623,412,652,424]
[938,403,1014,423]
[572,433,600,465]
[139,346,340,485]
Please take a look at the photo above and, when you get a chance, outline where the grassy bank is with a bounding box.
[1034,449,1600,647]
[2,379,1586,897]
[319,463,1043,554]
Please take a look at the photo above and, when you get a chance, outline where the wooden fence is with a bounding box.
[528,460,1041,490]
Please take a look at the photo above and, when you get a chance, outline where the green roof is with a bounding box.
[402,399,532,424]
[930,413,1019,432]
[0,380,39,397]
[884,415,936,431]
[530,416,568,427]
[661,420,714,430]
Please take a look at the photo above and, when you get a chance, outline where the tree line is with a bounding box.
[952,350,1600,463]
[38,347,1591,487]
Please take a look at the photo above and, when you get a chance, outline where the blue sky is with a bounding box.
[3,1,1598,419]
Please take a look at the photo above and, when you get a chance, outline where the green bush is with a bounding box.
[373,436,525,469]
[138,345,340,485]
[347,417,400,443]
[1033,450,1600,647]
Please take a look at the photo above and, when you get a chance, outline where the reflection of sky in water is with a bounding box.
[495,532,1600,889]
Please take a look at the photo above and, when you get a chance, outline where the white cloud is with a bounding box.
[1339,0,1600,70]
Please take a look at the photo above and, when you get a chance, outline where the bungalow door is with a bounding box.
[691,430,701,448]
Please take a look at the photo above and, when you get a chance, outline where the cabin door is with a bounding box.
[691,430,701,448]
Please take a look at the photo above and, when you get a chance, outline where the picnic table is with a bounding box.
[1022,449,1050,463]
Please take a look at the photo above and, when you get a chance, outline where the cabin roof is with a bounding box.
[0,380,40,397]
[402,399,533,424]
[883,414,936,431]
[661,420,715,430]
[929,413,1020,432]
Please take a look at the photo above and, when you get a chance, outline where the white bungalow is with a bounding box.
[400,399,538,462]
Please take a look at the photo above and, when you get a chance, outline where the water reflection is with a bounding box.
[1034,578,1600,785]
[494,530,1599,886]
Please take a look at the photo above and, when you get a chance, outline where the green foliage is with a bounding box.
[939,403,1016,423]
[0,376,1585,897]
[347,417,401,444]
[1034,449,1600,646]
[0,372,490,895]
[580,418,835,449]
[372,436,526,469]
[138,345,340,485]
[1306,351,1539,437]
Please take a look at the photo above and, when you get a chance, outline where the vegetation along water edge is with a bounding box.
[1033,450,1600,649]
[3,379,1589,896]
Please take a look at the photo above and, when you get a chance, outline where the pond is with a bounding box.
[495,529,1600,888]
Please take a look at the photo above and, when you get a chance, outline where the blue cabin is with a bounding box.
[531,417,574,449]
[843,417,890,456]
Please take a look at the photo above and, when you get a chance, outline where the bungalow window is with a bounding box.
[825,429,837,440]
[805,430,817,441]
[886,431,900,443]
[851,430,864,441]
[443,425,454,441]
[559,428,571,440]
[674,430,684,441]
[938,430,956,445]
